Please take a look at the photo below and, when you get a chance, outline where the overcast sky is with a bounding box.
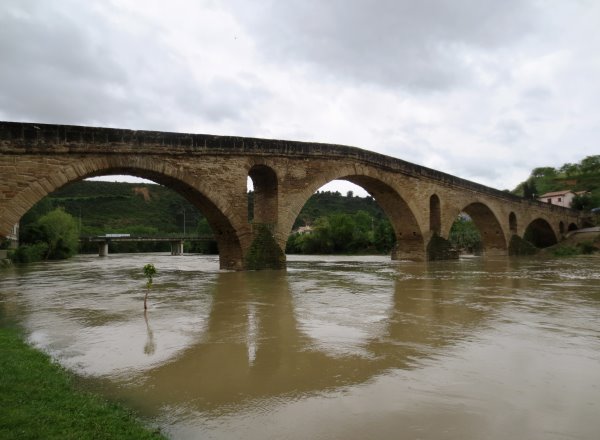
[1,0,599,194]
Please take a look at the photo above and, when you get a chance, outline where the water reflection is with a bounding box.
[1,254,599,440]
[92,262,496,420]
[143,311,156,356]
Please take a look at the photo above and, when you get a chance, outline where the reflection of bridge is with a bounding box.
[80,235,215,256]
[122,268,497,414]
[0,121,582,269]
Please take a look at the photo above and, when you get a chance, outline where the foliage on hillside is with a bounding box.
[512,155,600,210]
[22,181,200,237]
[286,210,395,254]
[20,181,203,253]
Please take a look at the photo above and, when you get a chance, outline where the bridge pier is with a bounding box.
[245,223,286,270]
[98,241,109,257]
[171,240,184,256]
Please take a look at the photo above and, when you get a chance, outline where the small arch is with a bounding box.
[461,202,507,255]
[248,165,278,224]
[524,218,558,248]
[559,221,565,234]
[509,212,517,234]
[429,194,441,234]
[568,223,578,232]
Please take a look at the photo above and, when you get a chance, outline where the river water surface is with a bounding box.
[1,254,600,439]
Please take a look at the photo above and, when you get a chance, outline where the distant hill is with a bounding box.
[511,155,600,209]
[21,180,200,237]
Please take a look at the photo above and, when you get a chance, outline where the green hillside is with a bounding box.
[21,181,201,237]
[512,155,600,210]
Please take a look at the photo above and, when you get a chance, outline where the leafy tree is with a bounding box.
[286,210,396,255]
[37,208,79,259]
[571,193,593,211]
[580,155,600,174]
[12,208,78,263]
[142,263,157,310]
[373,219,395,252]
[559,163,580,177]
[448,216,482,253]
[522,181,537,199]
[531,167,558,179]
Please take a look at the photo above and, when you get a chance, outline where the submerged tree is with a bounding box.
[143,263,157,310]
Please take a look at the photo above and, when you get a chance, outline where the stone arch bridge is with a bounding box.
[0,121,582,270]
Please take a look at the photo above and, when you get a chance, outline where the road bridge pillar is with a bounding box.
[98,241,108,257]
[171,240,184,256]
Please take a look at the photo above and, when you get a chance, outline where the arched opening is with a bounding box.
[524,218,558,248]
[559,221,565,234]
[285,177,424,260]
[7,162,243,269]
[568,223,578,232]
[509,212,517,234]
[429,194,441,234]
[449,203,506,256]
[248,165,278,225]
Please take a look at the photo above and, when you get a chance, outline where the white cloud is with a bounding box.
[1,0,599,193]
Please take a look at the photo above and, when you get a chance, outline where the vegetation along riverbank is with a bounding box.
[0,327,165,440]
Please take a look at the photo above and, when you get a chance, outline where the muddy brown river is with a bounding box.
[1,254,599,439]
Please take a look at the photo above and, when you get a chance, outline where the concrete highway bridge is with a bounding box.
[81,235,215,256]
[0,121,582,270]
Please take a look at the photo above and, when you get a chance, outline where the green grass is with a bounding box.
[0,327,166,440]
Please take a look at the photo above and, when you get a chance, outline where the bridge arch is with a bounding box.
[5,156,245,269]
[524,218,558,248]
[281,169,426,260]
[448,202,508,256]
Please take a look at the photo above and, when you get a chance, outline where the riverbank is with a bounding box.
[0,327,166,440]
[541,228,600,257]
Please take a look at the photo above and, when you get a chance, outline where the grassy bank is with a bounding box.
[0,327,166,440]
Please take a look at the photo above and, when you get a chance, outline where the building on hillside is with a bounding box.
[538,190,588,207]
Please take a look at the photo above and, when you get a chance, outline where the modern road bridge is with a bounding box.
[81,235,215,256]
[0,121,582,269]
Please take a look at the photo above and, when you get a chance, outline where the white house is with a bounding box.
[538,190,587,207]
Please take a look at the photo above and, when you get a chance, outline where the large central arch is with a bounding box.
[281,170,426,260]
[6,156,245,270]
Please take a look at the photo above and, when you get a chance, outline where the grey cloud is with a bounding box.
[170,77,270,124]
[0,1,268,129]
[229,0,539,91]
[491,119,527,145]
